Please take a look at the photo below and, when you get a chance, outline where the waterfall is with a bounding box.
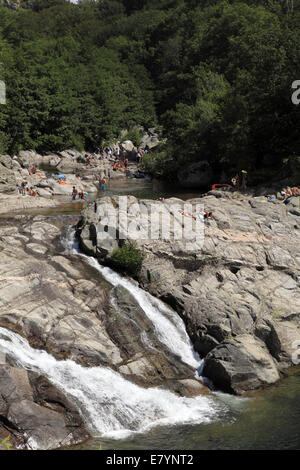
[0,327,225,439]
[65,227,202,371]
[0,227,229,441]
[86,257,201,371]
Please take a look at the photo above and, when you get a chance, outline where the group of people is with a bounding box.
[112,158,129,171]
[280,186,300,203]
[72,186,88,201]
[19,181,38,197]
[75,144,149,174]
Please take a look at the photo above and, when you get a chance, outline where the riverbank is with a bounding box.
[0,148,144,210]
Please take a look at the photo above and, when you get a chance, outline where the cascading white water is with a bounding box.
[0,327,225,439]
[86,256,202,370]
[65,228,201,371]
[0,227,229,441]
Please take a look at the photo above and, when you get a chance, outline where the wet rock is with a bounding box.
[106,285,204,396]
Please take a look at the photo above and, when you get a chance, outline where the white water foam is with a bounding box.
[0,327,224,439]
[79,255,201,370]
[62,225,202,370]
[0,227,233,440]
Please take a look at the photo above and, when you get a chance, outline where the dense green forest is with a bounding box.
[0,0,300,182]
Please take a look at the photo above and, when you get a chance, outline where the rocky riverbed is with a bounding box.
[78,191,300,395]
[0,148,143,215]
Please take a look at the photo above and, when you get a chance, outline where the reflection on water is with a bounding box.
[1,178,207,219]
[100,178,207,201]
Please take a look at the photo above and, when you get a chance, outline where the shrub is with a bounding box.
[121,128,143,147]
[109,242,145,276]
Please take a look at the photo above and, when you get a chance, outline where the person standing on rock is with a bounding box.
[72,186,78,201]
[20,181,27,196]
[231,173,240,191]
[241,170,247,192]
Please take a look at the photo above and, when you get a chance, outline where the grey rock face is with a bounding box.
[1,0,21,10]
[0,364,89,450]
[78,193,300,394]
[0,155,16,193]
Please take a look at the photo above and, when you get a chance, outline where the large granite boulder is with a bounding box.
[202,335,280,394]
[121,140,134,152]
[108,285,205,396]
[1,0,21,9]
[18,150,44,166]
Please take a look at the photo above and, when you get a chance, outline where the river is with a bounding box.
[1,176,300,451]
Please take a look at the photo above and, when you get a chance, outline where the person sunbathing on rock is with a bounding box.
[179,209,197,219]
[29,187,38,197]
[282,187,293,202]
[204,211,213,219]
[195,210,213,221]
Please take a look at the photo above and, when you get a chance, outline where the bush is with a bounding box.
[109,241,145,276]
[121,128,143,147]
[140,145,176,180]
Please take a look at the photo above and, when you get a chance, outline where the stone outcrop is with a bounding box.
[0,358,89,450]
[107,285,205,395]
[0,193,61,215]
[77,192,300,394]
[1,0,21,10]
[0,155,17,193]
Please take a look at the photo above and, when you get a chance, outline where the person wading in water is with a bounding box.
[99,176,107,191]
